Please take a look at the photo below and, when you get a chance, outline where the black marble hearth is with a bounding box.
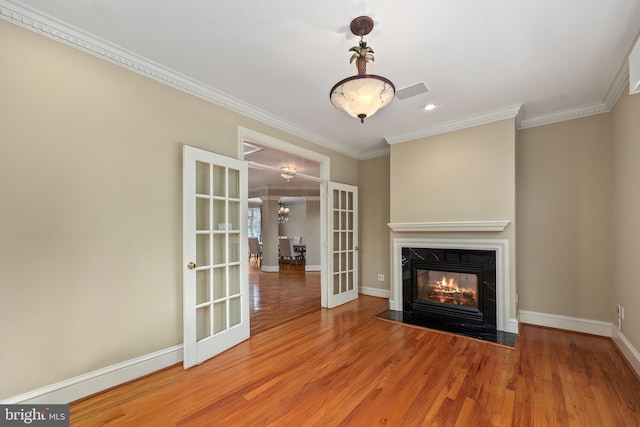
[375,309,517,347]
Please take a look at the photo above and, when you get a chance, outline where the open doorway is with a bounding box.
[247,195,321,335]
[238,127,328,335]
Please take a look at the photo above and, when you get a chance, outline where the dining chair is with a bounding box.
[248,237,262,266]
[279,238,302,264]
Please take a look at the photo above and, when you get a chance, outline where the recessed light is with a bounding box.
[421,103,438,111]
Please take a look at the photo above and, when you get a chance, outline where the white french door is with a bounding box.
[183,145,249,368]
[326,182,359,308]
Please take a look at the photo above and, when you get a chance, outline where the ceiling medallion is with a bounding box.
[330,16,395,123]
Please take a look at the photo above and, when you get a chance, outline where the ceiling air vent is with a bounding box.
[395,82,429,100]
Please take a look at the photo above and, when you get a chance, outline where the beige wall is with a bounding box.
[389,119,517,318]
[517,114,613,321]
[0,20,358,399]
[304,198,321,267]
[390,119,516,223]
[278,202,307,238]
[612,91,640,350]
[358,156,391,292]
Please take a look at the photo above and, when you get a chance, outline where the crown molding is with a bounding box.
[385,104,523,145]
[2,1,633,158]
[604,58,629,109]
[518,102,610,129]
[359,146,390,159]
[0,1,361,160]
[519,47,631,130]
[604,28,640,104]
[382,45,632,143]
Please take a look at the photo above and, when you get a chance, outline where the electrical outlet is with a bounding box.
[621,306,625,320]
[377,274,384,281]
[618,317,622,331]
[616,304,621,317]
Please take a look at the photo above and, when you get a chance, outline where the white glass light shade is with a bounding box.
[280,167,296,180]
[330,74,395,123]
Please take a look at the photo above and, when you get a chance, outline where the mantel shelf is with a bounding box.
[387,221,510,232]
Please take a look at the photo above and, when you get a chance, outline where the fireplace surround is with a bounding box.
[390,236,517,337]
[403,247,498,339]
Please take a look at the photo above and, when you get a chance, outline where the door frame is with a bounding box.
[237,126,333,307]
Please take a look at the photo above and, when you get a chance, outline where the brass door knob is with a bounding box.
[187,262,197,270]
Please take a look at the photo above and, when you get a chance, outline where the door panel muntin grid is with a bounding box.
[195,163,243,342]
[331,188,355,297]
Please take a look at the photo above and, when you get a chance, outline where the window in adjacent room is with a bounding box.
[248,207,261,240]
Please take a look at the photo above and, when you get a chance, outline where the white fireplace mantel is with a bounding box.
[387,220,510,233]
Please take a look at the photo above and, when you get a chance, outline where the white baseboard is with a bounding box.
[305,264,321,272]
[359,286,391,299]
[1,345,183,404]
[519,310,613,337]
[261,265,279,272]
[612,328,640,378]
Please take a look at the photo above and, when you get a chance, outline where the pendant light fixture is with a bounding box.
[280,166,296,181]
[330,16,395,123]
[277,202,290,223]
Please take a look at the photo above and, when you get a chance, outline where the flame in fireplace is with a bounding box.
[439,276,458,291]
[428,275,477,306]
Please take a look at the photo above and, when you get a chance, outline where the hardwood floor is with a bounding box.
[70,295,640,426]
[249,260,320,336]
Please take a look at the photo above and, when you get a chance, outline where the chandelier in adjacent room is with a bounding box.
[330,16,395,123]
[277,203,290,223]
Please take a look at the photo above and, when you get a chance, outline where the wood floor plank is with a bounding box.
[249,262,321,336]
[70,285,640,426]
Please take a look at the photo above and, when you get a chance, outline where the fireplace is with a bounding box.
[388,235,516,344]
[403,247,497,339]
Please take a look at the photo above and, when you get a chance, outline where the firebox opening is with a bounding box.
[416,269,479,310]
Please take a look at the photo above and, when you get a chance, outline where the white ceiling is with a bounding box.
[243,141,322,188]
[2,0,640,159]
